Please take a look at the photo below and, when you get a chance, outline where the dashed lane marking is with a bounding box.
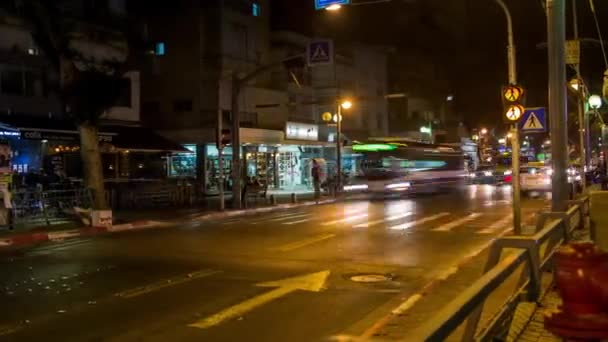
[389,213,450,230]
[432,213,482,232]
[282,218,313,225]
[353,212,413,228]
[115,269,220,299]
[321,214,369,226]
[272,234,336,252]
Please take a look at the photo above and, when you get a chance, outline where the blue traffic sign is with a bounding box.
[307,39,334,66]
[519,107,547,133]
[315,0,350,10]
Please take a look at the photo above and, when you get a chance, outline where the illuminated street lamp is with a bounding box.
[480,128,488,135]
[336,99,353,193]
[589,94,603,109]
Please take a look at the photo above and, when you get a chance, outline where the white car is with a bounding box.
[520,166,582,194]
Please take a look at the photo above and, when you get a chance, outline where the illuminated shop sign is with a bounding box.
[285,122,319,141]
[21,130,113,142]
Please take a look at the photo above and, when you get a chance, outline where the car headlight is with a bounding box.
[484,171,492,177]
[469,173,476,178]
[546,168,553,176]
[386,182,411,190]
[504,170,512,176]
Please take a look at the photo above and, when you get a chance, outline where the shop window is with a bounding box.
[173,99,193,113]
[252,3,260,16]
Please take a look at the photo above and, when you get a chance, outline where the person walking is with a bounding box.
[312,159,321,201]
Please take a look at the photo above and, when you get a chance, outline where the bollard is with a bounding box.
[269,194,276,205]
[291,193,297,204]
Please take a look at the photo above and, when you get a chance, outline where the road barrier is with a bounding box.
[12,188,93,227]
[408,197,589,341]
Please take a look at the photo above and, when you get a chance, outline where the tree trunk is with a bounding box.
[79,122,107,210]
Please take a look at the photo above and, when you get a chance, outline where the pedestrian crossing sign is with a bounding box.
[519,107,546,133]
[307,39,334,66]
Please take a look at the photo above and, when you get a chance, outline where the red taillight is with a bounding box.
[504,175,513,183]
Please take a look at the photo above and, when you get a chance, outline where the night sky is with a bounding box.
[271,0,608,129]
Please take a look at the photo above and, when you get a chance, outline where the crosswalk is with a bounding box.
[216,209,531,235]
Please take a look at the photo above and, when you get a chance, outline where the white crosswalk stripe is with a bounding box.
[282,218,313,225]
[478,214,512,234]
[321,213,369,226]
[353,212,413,228]
[389,213,450,230]
[432,213,482,231]
[251,213,311,224]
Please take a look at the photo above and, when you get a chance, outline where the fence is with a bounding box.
[407,197,589,341]
[12,188,93,227]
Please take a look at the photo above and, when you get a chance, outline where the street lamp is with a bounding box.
[480,128,488,135]
[336,99,352,193]
[589,94,603,109]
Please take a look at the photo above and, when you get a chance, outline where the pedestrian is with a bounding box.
[312,159,321,201]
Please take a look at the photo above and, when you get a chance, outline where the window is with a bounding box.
[1,68,22,95]
[173,99,193,112]
[252,3,260,16]
[155,42,166,56]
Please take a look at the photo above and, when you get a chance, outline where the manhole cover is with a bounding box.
[350,274,391,283]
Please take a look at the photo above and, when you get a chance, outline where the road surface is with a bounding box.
[0,185,546,341]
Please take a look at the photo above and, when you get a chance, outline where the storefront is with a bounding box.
[0,115,187,186]
[162,124,334,195]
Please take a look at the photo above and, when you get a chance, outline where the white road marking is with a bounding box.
[478,214,512,234]
[391,294,423,315]
[432,213,482,232]
[251,213,311,224]
[321,214,369,226]
[273,234,336,252]
[189,271,330,329]
[353,212,413,228]
[115,269,219,298]
[282,218,313,225]
[389,213,450,230]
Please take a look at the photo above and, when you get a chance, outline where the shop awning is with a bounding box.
[0,115,188,153]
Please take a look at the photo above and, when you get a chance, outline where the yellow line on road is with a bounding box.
[273,233,336,252]
[115,269,220,299]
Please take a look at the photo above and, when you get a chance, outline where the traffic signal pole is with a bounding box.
[495,0,522,234]
[547,0,569,212]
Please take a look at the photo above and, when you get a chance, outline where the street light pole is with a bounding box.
[494,0,521,234]
[336,103,342,193]
[548,0,569,212]
[572,0,586,191]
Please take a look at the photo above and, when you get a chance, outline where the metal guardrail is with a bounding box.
[408,196,589,341]
[12,188,93,226]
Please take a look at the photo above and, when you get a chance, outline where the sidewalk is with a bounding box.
[0,192,334,250]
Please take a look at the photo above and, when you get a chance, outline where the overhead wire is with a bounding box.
[589,0,608,68]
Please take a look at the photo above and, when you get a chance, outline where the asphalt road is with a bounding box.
[0,185,547,342]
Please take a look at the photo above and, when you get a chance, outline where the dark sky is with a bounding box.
[271,0,608,128]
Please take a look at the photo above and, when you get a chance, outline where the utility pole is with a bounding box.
[231,74,242,209]
[548,0,569,212]
[217,109,225,211]
[336,103,342,193]
[494,0,521,234]
[573,0,586,190]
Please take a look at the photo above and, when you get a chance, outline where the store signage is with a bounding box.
[0,131,20,137]
[285,122,319,141]
[21,130,113,142]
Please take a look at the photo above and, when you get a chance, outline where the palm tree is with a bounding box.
[16,1,130,209]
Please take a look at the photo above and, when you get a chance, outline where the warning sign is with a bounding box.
[519,108,547,133]
[307,39,334,66]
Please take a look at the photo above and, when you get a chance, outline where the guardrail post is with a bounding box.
[291,193,297,204]
[268,194,276,205]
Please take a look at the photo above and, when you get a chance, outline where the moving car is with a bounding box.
[468,164,512,185]
[520,163,582,195]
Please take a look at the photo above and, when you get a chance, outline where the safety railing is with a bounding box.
[12,188,93,227]
[407,196,589,341]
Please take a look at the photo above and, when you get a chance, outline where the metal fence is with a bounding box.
[408,197,589,341]
[12,188,93,227]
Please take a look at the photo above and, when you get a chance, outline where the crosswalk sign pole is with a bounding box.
[511,126,521,234]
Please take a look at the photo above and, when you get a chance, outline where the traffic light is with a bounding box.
[217,128,231,149]
[502,85,526,123]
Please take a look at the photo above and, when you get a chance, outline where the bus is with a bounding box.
[343,141,466,195]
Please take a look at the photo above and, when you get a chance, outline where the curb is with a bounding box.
[0,198,338,251]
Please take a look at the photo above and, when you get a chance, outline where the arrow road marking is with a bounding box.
[353,212,413,228]
[188,270,331,329]
[389,212,450,230]
[432,213,482,231]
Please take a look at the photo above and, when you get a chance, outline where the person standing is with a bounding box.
[312,159,321,201]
